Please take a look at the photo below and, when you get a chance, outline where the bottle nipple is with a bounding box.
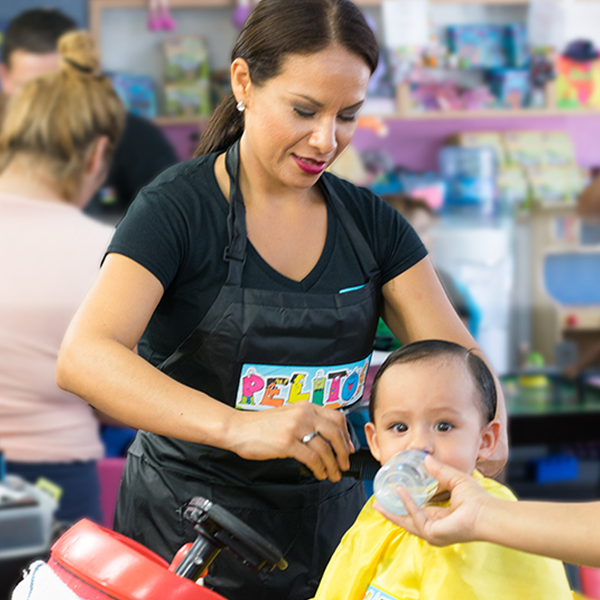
[373,450,438,515]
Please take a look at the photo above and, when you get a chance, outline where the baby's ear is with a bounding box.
[364,422,381,463]
[477,419,501,461]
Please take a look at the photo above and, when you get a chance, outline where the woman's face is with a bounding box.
[236,44,371,192]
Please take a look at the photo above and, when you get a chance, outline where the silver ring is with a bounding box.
[302,430,319,444]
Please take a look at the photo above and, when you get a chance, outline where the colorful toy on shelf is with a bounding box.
[410,80,495,113]
[504,23,529,69]
[447,24,507,69]
[164,36,210,84]
[163,36,211,117]
[396,171,446,211]
[148,0,175,31]
[487,68,531,109]
[497,165,530,209]
[527,166,577,204]
[165,82,211,117]
[450,131,586,211]
[438,146,497,215]
[503,132,548,167]
[555,55,600,109]
[518,351,549,388]
[110,73,158,119]
[451,131,507,164]
[529,50,556,107]
[539,132,577,166]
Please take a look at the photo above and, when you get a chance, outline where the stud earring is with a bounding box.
[236,100,245,112]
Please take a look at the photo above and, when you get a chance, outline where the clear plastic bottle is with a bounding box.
[373,450,439,515]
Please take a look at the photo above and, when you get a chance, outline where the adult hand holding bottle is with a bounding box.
[375,454,600,568]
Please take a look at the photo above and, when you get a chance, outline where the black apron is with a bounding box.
[114,141,382,600]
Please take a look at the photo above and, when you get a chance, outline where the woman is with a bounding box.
[0,31,125,523]
[376,454,600,570]
[57,1,507,598]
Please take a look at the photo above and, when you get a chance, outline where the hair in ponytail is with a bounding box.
[194,0,378,157]
[196,93,245,158]
[0,31,126,202]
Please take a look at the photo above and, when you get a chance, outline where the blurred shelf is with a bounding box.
[391,81,600,120]
[365,108,600,120]
[93,0,600,125]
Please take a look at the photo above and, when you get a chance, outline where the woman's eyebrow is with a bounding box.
[290,93,364,111]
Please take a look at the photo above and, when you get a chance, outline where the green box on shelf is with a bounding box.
[503,132,547,167]
[526,165,584,204]
[164,35,210,85]
[539,132,577,166]
[451,132,508,166]
[164,82,212,117]
[497,165,530,206]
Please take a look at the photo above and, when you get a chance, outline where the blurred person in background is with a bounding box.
[0,7,178,224]
[558,176,600,379]
[0,30,126,523]
[381,194,480,340]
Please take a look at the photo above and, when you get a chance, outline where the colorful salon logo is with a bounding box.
[235,355,371,411]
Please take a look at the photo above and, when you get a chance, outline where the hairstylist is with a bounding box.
[57,1,508,598]
[0,31,125,523]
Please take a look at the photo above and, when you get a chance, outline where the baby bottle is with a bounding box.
[373,450,439,515]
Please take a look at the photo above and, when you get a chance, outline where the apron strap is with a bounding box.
[319,175,380,281]
[223,139,247,285]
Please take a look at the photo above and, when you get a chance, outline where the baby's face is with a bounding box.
[365,357,496,475]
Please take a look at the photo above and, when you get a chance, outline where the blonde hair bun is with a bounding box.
[58,31,100,76]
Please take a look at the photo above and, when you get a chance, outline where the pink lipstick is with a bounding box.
[293,154,326,175]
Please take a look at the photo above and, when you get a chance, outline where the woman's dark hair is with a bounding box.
[369,340,497,425]
[194,0,379,157]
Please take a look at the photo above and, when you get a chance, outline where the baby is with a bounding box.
[313,340,572,600]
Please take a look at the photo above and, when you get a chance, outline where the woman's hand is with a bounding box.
[373,455,491,546]
[226,402,354,482]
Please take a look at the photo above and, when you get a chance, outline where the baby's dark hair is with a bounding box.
[369,340,497,425]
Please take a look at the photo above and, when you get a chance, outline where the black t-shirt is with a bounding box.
[84,113,179,223]
[107,152,427,366]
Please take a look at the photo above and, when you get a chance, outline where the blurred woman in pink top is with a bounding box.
[0,31,125,522]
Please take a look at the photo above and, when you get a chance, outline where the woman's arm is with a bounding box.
[375,455,600,568]
[380,257,508,476]
[57,253,353,481]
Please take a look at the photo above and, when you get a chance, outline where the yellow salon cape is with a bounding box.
[313,472,573,600]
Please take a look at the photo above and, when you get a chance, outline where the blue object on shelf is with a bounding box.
[528,454,579,484]
[544,253,600,305]
[438,146,497,213]
[109,73,158,119]
[369,172,402,196]
[504,24,530,68]
[487,68,531,108]
[447,24,507,69]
